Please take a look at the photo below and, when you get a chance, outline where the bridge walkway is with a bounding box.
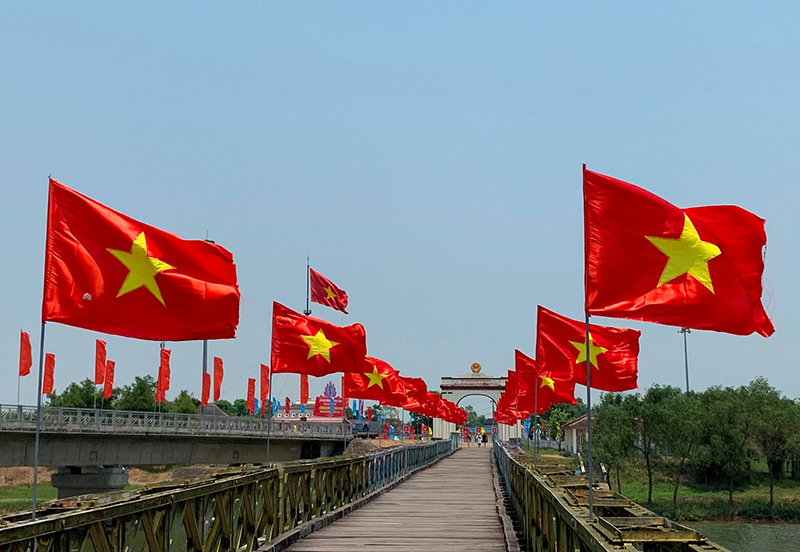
[283,445,508,551]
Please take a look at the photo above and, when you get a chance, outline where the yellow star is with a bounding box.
[324,286,337,300]
[540,376,555,391]
[646,214,721,293]
[301,330,339,362]
[365,366,388,388]
[569,333,608,369]
[107,232,174,306]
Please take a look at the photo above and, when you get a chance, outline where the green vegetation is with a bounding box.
[591,377,800,521]
[47,377,201,414]
[0,483,57,514]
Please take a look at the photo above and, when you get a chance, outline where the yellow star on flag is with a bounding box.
[107,232,174,306]
[569,333,608,369]
[540,376,555,391]
[365,366,388,388]
[645,213,721,293]
[324,286,337,300]
[302,330,339,362]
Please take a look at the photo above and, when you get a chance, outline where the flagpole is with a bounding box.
[679,328,691,392]
[17,329,21,406]
[201,339,208,418]
[585,311,594,521]
[266,365,273,463]
[31,321,46,519]
[303,256,311,316]
[534,380,539,463]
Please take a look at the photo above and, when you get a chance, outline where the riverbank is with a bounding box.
[521,445,800,522]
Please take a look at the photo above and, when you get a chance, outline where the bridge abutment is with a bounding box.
[50,465,128,498]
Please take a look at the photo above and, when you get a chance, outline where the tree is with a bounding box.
[167,390,200,414]
[658,390,702,509]
[632,386,678,504]
[409,411,432,434]
[47,378,107,408]
[114,375,157,412]
[545,405,573,451]
[465,405,486,428]
[592,393,637,493]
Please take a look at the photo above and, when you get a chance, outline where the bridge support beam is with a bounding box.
[51,466,128,499]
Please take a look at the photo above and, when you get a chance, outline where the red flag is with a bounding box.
[345,357,407,406]
[261,364,270,407]
[309,267,349,314]
[213,357,223,401]
[341,375,347,410]
[584,168,774,337]
[103,360,115,399]
[42,353,55,394]
[517,372,577,414]
[270,302,367,377]
[19,331,32,377]
[536,305,639,392]
[201,372,210,406]
[285,396,291,415]
[156,349,171,403]
[42,179,240,341]
[246,378,256,414]
[399,376,428,411]
[94,339,107,384]
[300,373,309,404]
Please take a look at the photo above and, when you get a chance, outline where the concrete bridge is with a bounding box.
[0,438,732,552]
[0,405,352,497]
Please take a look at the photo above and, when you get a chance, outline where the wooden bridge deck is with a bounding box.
[284,446,508,551]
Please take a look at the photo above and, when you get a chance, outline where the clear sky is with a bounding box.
[1,2,798,408]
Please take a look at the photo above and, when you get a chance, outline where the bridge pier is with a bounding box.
[50,465,128,499]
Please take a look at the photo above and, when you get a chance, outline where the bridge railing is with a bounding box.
[494,440,732,552]
[0,404,351,440]
[0,439,456,552]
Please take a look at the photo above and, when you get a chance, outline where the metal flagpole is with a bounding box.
[266,366,273,463]
[201,340,208,420]
[534,379,539,463]
[679,328,691,392]
[585,312,594,521]
[17,329,21,406]
[31,321,46,519]
[303,256,311,316]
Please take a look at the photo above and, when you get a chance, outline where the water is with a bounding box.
[689,521,800,552]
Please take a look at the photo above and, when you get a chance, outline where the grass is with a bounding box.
[0,484,143,515]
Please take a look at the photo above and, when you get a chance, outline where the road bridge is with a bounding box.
[0,405,352,497]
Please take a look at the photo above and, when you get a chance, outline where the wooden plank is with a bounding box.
[284,447,508,552]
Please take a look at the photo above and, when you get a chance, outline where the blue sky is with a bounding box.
[1,2,798,409]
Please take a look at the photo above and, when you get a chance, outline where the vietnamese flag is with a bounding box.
[536,305,639,392]
[584,168,774,337]
[309,267,349,314]
[345,357,406,406]
[95,340,107,384]
[19,331,32,377]
[42,353,55,394]
[42,179,240,341]
[271,302,367,377]
[103,360,115,399]
[399,376,428,411]
[517,371,577,414]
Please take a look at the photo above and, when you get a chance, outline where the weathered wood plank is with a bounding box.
[284,447,508,551]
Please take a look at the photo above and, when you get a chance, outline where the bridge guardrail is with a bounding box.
[0,439,456,552]
[0,404,351,441]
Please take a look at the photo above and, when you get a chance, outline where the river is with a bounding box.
[689,521,800,551]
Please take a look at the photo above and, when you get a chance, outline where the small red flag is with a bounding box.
[536,305,639,392]
[95,340,107,384]
[19,331,32,377]
[201,372,211,406]
[270,302,367,377]
[300,374,309,404]
[103,360,115,399]
[246,378,256,414]
[42,179,240,341]
[285,397,291,415]
[213,357,223,402]
[261,364,270,407]
[309,267,349,314]
[156,349,171,403]
[584,168,774,337]
[42,353,55,394]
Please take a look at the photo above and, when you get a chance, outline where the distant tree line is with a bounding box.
[47,376,202,414]
[592,377,800,508]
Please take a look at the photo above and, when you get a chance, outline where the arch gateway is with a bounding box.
[432,362,522,442]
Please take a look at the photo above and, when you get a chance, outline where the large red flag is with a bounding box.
[270,302,367,377]
[19,331,32,377]
[246,378,256,414]
[261,364,270,407]
[42,353,55,394]
[42,179,240,341]
[345,357,407,406]
[213,357,223,401]
[517,372,577,414]
[536,306,639,392]
[103,360,115,399]
[300,374,309,404]
[584,168,774,337]
[399,376,428,411]
[94,340,107,384]
[201,372,210,406]
[156,349,171,403]
[309,267,349,314]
